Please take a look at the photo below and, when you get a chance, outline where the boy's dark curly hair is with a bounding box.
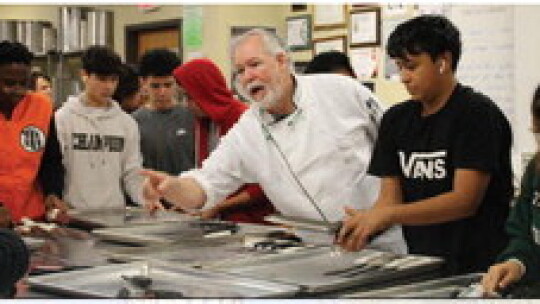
[0,40,33,66]
[387,15,461,71]
[138,48,180,77]
[304,51,356,77]
[113,64,140,102]
[81,45,122,76]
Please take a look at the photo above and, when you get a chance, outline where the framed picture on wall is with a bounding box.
[286,15,312,51]
[313,5,347,30]
[349,7,381,47]
[313,35,346,55]
[349,47,380,80]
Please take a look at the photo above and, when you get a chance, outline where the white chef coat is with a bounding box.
[182,74,407,253]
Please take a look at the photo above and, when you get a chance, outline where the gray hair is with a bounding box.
[229,28,294,72]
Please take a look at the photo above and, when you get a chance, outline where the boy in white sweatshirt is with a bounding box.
[55,46,144,210]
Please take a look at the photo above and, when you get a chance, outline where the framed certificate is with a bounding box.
[313,35,346,55]
[313,5,346,30]
[349,7,381,47]
[286,15,312,51]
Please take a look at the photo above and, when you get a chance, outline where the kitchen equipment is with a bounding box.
[27,261,300,298]
[343,272,484,298]
[215,246,444,294]
[67,208,194,229]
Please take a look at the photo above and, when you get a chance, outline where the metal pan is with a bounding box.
[216,246,444,294]
[93,221,288,246]
[103,240,318,269]
[27,260,301,298]
[264,214,341,234]
[67,208,194,229]
[343,272,483,298]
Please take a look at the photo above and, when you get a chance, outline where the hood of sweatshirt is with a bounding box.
[173,58,247,134]
[63,93,125,120]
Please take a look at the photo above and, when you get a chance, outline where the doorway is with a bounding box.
[125,19,182,64]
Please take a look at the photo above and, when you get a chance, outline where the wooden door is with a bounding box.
[125,19,182,64]
[137,27,180,60]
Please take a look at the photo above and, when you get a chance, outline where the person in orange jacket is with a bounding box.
[0,41,65,226]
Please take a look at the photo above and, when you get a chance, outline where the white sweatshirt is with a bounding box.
[55,94,144,210]
[183,74,407,254]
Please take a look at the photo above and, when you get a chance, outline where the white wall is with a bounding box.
[0,5,58,27]
[513,5,540,175]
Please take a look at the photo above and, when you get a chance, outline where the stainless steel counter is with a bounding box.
[343,272,483,298]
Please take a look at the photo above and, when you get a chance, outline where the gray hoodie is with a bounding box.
[55,94,143,210]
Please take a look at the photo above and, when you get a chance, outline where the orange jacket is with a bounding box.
[0,93,52,222]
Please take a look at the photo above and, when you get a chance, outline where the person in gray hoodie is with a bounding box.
[55,46,144,210]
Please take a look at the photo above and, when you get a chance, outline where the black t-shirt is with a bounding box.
[369,83,512,275]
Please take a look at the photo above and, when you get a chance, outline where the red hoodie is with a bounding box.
[173,58,276,224]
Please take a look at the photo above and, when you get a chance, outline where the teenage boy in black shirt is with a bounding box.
[337,15,513,275]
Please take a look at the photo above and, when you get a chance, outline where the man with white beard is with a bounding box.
[141,28,407,254]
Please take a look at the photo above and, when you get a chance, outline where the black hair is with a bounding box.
[81,45,122,76]
[531,85,540,170]
[29,71,51,90]
[113,64,140,103]
[387,15,461,71]
[138,48,180,77]
[532,85,540,122]
[0,40,33,66]
[304,51,356,77]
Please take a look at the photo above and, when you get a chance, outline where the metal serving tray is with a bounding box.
[67,208,194,229]
[27,261,300,298]
[103,240,318,268]
[343,272,483,298]
[216,247,444,294]
[264,214,341,233]
[93,221,287,245]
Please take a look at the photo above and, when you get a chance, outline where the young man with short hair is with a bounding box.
[337,15,512,275]
[55,45,144,210]
[0,41,64,225]
[132,48,195,176]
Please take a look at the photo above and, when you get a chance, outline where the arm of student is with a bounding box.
[38,117,65,201]
[38,117,71,217]
[338,169,490,251]
[337,176,403,250]
[390,169,490,224]
[482,161,540,292]
[121,119,146,205]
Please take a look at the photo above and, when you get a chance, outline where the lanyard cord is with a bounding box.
[260,120,331,224]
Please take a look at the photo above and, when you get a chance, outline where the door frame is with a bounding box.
[125,18,182,64]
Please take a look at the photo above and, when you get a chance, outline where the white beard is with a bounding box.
[237,76,283,110]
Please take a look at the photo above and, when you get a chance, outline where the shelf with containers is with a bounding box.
[0,7,113,107]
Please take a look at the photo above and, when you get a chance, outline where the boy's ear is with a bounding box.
[438,51,452,72]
